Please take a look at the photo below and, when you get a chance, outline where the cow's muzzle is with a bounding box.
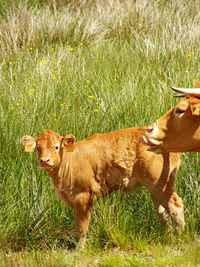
[142,122,163,147]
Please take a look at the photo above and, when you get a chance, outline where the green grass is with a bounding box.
[0,0,200,265]
[0,240,200,266]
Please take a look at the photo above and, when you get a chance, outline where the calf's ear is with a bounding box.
[62,134,76,152]
[21,136,36,152]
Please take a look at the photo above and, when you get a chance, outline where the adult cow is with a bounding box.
[143,86,200,152]
[22,120,185,247]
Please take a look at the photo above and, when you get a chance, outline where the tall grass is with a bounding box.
[0,0,200,255]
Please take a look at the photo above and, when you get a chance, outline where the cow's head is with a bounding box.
[142,87,200,153]
[21,130,76,171]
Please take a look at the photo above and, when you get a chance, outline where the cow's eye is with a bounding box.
[175,106,186,117]
[55,146,59,150]
[37,147,41,152]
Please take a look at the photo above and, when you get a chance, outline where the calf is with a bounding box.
[22,126,184,247]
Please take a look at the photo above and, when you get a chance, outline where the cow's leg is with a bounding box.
[74,192,92,248]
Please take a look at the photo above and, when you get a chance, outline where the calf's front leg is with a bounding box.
[74,192,92,248]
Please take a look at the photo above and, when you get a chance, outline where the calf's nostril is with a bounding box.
[40,158,50,164]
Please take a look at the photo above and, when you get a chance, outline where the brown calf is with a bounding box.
[22,126,184,247]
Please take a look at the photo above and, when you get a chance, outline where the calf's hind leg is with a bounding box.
[152,191,185,232]
[167,192,185,231]
[151,196,171,231]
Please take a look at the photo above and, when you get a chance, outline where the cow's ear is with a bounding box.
[189,96,200,116]
[62,134,76,152]
[21,136,36,152]
[194,79,200,88]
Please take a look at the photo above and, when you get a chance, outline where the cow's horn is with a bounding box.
[171,87,200,96]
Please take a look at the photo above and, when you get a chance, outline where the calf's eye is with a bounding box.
[55,146,59,150]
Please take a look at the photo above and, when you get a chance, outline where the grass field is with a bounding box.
[0,0,200,265]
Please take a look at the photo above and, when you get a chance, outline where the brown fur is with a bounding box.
[22,127,185,247]
[145,96,200,152]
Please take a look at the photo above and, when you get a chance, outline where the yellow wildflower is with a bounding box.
[70,48,74,51]
[9,61,12,65]
[30,47,33,51]
[53,77,57,80]
[95,109,99,112]
[89,95,94,99]
[186,51,191,62]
